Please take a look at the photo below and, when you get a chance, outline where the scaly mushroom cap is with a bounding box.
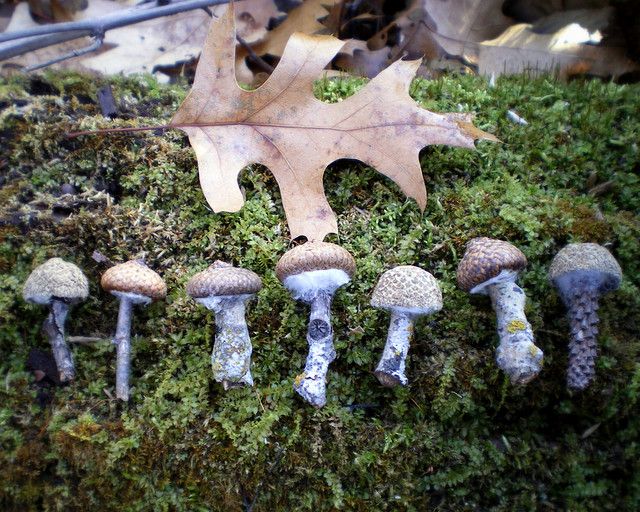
[101,260,166,300]
[457,238,527,293]
[186,261,262,298]
[371,265,442,315]
[276,242,356,282]
[549,243,622,292]
[23,257,89,305]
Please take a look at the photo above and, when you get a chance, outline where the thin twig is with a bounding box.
[26,35,104,71]
[236,34,274,74]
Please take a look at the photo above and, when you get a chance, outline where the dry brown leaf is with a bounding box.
[235,0,336,84]
[396,0,512,62]
[171,6,496,241]
[335,39,392,78]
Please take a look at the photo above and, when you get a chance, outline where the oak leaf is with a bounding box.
[171,6,496,241]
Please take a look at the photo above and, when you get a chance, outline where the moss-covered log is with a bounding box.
[0,71,639,511]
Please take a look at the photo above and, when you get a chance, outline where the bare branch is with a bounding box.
[0,0,230,64]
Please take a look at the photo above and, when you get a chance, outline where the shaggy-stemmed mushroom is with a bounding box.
[276,242,356,407]
[101,259,166,401]
[371,265,442,387]
[23,258,89,382]
[186,261,262,390]
[457,238,543,385]
[549,243,622,391]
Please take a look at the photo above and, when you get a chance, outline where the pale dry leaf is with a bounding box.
[171,6,496,241]
[1,0,120,72]
[1,0,279,77]
[478,16,639,78]
[84,0,279,77]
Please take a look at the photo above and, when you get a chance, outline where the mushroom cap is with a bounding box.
[275,242,356,282]
[23,257,89,305]
[186,261,262,298]
[101,260,167,301]
[371,265,442,315]
[549,243,622,292]
[457,238,527,293]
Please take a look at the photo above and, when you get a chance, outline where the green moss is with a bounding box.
[0,71,639,511]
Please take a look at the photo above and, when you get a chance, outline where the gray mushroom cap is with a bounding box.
[549,243,622,294]
[23,258,89,305]
[371,265,442,315]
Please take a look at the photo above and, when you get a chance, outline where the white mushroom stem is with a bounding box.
[486,279,543,385]
[114,296,135,401]
[295,290,335,408]
[111,292,150,401]
[43,299,75,382]
[198,295,254,390]
[375,312,414,387]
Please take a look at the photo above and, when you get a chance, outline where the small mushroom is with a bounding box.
[101,259,166,401]
[186,261,262,390]
[457,238,543,384]
[549,243,622,391]
[276,242,356,407]
[23,258,89,382]
[371,265,442,387]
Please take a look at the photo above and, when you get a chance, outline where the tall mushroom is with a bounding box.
[23,258,89,382]
[371,265,442,387]
[276,242,356,407]
[549,243,622,391]
[457,237,543,385]
[186,261,262,390]
[101,259,166,401]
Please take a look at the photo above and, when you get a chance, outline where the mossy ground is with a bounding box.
[0,70,639,511]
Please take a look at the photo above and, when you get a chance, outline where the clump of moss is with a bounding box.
[0,70,639,511]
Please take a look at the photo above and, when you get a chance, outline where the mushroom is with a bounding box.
[549,243,622,391]
[457,237,543,384]
[186,261,262,390]
[371,265,442,387]
[23,258,89,382]
[276,242,356,407]
[101,259,166,401]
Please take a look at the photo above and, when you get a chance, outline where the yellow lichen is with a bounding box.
[507,320,527,333]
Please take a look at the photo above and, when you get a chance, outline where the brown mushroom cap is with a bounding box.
[371,265,442,314]
[549,243,622,290]
[275,242,356,282]
[457,237,527,293]
[101,260,167,300]
[23,257,89,305]
[186,261,262,298]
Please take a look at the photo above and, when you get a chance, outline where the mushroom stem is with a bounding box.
[295,290,335,407]
[211,297,254,390]
[114,296,134,401]
[375,311,414,387]
[487,280,543,385]
[561,285,600,391]
[43,299,74,382]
